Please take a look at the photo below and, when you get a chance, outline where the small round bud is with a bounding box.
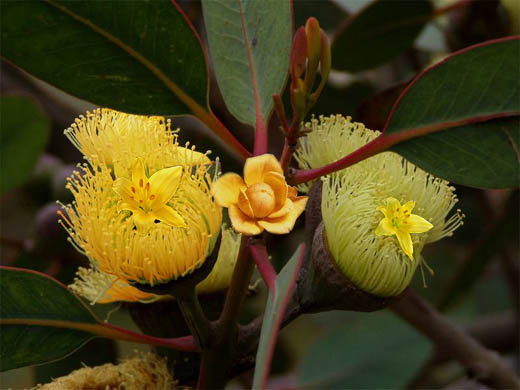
[245,183,275,218]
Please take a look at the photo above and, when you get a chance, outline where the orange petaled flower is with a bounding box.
[212,154,307,235]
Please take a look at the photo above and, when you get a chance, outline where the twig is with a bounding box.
[391,289,519,389]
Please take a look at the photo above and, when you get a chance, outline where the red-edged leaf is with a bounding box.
[252,244,305,389]
[201,0,292,135]
[0,266,196,371]
[383,36,520,188]
[0,0,250,160]
[291,37,520,189]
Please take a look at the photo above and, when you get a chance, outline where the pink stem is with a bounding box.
[249,243,277,293]
[102,322,199,352]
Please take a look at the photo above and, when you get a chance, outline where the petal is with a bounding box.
[404,214,433,234]
[211,173,246,207]
[259,196,307,235]
[148,166,183,206]
[396,230,414,260]
[229,204,263,236]
[291,195,308,217]
[113,177,138,206]
[385,197,400,212]
[269,198,294,218]
[244,154,283,186]
[402,200,416,213]
[264,171,288,210]
[131,158,148,186]
[238,188,255,218]
[117,201,133,213]
[375,217,394,236]
[376,205,389,218]
[174,145,212,166]
[287,186,298,199]
[258,210,298,235]
[153,205,187,228]
[131,209,156,230]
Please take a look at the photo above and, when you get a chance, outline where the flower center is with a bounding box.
[389,207,411,229]
[129,179,157,213]
[114,160,186,229]
[246,183,275,218]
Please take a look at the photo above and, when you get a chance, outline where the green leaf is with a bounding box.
[201,0,292,126]
[392,118,519,188]
[437,192,519,310]
[385,37,520,188]
[252,244,304,390]
[0,267,97,371]
[0,0,207,116]
[0,97,50,193]
[0,266,197,372]
[297,311,430,389]
[332,0,433,72]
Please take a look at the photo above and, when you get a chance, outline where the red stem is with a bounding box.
[102,322,199,352]
[290,133,389,184]
[280,139,292,172]
[249,243,277,293]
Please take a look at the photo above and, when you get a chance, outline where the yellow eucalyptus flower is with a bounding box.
[60,110,222,287]
[212,154,308,235]
[296,115,463,297]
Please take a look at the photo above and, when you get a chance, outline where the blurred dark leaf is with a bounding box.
[1,0,207,116]
[297,311,430,389]
[128,293,225,386]
[357,81,407,130]
[310,81,375,120]
[438,192,519,311]
[332,0,433,72]
[0,96,50,193]
[446,0,511,51]
[201,0,292,126]
[386,38,520,189]
[293,0,348,33]
[0,267,97,371]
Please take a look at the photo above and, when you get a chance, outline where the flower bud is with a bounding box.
[289,27,307,81]
[289,18,331,118]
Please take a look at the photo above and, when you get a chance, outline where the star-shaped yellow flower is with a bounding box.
[114,159,186,230]
[375,197,433,260]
